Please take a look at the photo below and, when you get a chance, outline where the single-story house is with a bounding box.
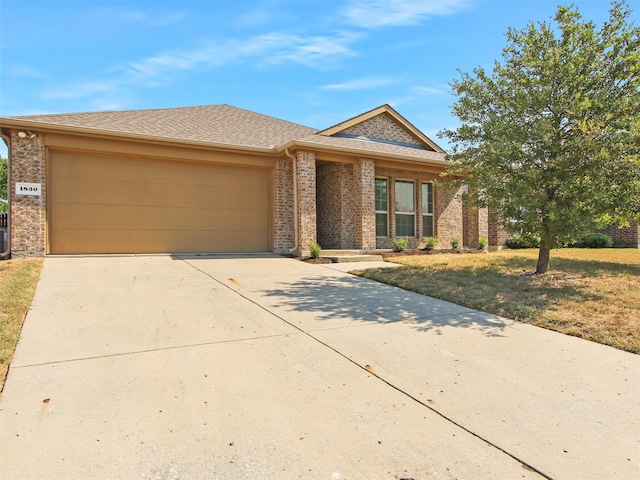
[0,103,490,257]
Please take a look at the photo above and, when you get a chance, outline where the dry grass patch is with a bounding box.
[0,258,44,391]
[355,249,640,354]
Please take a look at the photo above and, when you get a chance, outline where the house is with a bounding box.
[0,104,480,257]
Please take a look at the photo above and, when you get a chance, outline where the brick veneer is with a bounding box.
[316,163,355,249]
[341,113,421,146]
[462,192,489,248]
[374,167,462,249]
[353,158,376,250]
[273,157,294,252]
[601,222,640,248]
[295,151,317,255]
[9,131,46,256]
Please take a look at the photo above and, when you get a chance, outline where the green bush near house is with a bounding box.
[506,233,541,249]
[424,237,437,251]
[450,237,461,250]
[579,233,612,248]
[310,242,322,259]
[478,236,487,250]
[393,238,409,252]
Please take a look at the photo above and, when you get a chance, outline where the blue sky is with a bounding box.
[1,0,638,157]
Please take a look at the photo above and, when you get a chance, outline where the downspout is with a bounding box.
[284,148,298,254]
[1,131,11,259]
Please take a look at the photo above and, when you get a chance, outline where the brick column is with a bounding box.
[10,131,46,257]
[295,151,316,255]
[353,158,376,250]
[273,157,294,253]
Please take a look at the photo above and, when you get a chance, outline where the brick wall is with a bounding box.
[316,163,355,249]
[374,167,461,249]
[341,113,421,146]
[353,158,376,250]
[434,183,463,249]
[462,192,489,249]
[273,157,294,253]
[295,151,317,255]
[9,130,46,257]
[488,210,510,249]
[601,222,639,248]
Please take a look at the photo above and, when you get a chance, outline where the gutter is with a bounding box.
[1,131,10,259]
[284,148,298,254]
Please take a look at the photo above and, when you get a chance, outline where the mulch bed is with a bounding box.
[298,248,487,263]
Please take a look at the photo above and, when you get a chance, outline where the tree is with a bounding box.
[0,156,7,213]
[440,1,640,273]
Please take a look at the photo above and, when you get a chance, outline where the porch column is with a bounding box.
[353,158,376,250]
[295,151,316,256]
[9,130,47,257]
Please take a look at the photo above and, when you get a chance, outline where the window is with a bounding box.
[375,178,388,237]
[422,182,434,237]
[395,180,415,237]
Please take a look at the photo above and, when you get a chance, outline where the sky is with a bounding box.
[1,0,638,157]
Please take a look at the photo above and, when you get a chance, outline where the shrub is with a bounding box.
[478,236,487,250]
[579,233,611,248]
[393,238,409,252]
[424,237,437,251]
[309,242,322,259]
[450,237,461,249]
[506,233,541,249]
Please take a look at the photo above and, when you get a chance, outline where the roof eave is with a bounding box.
[0,118,279,155]
[277,140,449,168]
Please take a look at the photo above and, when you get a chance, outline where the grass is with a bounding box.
[355,248,640,354]
[0,258,44,391]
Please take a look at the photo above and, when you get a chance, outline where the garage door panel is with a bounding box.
[53,176,268,210]
[50,152,271,254]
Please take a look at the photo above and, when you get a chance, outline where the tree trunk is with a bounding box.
[536,244,551,274]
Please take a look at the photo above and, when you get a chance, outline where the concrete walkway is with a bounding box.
[1,255,638,479]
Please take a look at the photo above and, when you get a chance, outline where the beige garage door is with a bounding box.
[49,152,270,254]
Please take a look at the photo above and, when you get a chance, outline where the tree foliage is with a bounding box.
[0,156,7,213]
[440,1,640,273]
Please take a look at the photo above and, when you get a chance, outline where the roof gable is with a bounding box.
[317,104,445,153]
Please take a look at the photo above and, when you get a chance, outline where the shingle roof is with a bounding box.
[3,104,317,150]
[1,104,448,163]
[296,133,447,162]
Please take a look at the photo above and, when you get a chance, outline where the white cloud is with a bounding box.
[411,85,447,96]
[343,0,472,28]
[9,65,45,78]
[123,11,186,27]
[264,32,360,67]
[39,31,360,106]
[321,77,398,91]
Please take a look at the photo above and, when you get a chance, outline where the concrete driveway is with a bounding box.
[1,255,638,479]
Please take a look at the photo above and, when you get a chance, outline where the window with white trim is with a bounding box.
[395,180,415,237]
[375,178,388,237]
[422,182,434,237]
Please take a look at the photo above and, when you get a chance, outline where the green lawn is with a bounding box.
[354,248,640,354]
[0,258,44,391]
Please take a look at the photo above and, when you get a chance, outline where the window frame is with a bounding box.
[395,179,416,237]
[375,177,389,237]
[421,182,434,238]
